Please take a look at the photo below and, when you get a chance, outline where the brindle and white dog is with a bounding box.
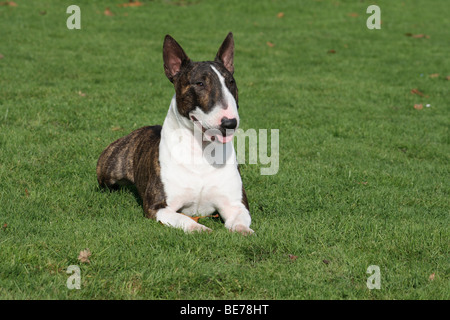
[97,33,253,234]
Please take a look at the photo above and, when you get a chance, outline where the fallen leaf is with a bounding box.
[2,223,7,231]
[25,188,29,197]
[429,73,439,78]
[104,7,114,16]
[78,91,86,97]
[405,33,430,39]
[111,126,123,131]
[39,11,47,15]
[412,34,430,39]
[0,1,17,6]
[410,88,424,96]
[429,273,435,281]
[277,12,284,18]
[266,41,275,48]
[288,254,298,261]
[414,104,423,110]
[323,259,330,265]
[78,248,92,264]
[327,49,336,54]
[446,76,450,81]
[0,54,3,59]
[118,1,143,7]
[347,12,359,17]
[181,213,219,223]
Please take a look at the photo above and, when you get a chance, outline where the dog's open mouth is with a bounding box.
[191,115,234,144]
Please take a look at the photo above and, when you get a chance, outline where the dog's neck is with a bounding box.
[160,94,236,169]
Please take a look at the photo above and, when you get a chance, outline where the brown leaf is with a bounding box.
[405,33,430,39]
[446,75,450,81]
[323,259,330,265]
[78,91,86,97]
[266,41,275,48]
[111,126,123,131]
[429,73,439,78]
[78,248,92,264]
[277,12,284,18]
[104,7,114,16]
[410,88,424,96]
[412,34,429,39]
[2,223,7,231]
[414,104,423,110]
[288,254,298,261]
[118,1,143,7]
[181,213,219,223]
[429,273,435,281]
[0,54,4,59]
[347,12,359,17]
[25,188,29,197]
[327,49,336,54]
[0,1,17,6]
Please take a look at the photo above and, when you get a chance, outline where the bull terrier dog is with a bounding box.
[96,33,253,234]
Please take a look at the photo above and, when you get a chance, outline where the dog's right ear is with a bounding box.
[163,35,190,82]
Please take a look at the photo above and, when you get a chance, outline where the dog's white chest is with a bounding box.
[159,107,243,216]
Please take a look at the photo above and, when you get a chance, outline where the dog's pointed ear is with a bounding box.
[163,35,190,82]
[215,32,234,74]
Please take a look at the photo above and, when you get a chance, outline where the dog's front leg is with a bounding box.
[155,208,212,233]
[219,204,254,235]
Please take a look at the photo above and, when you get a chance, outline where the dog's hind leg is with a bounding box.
[96,133,138,190]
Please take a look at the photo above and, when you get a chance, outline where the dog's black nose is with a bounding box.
[221,117,237,130]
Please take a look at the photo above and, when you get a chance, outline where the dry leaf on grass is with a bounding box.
[277,12,284,18]
[118,1,143,7]
[266,41,275,48]
[2,223,7,231]
[347,12,359,17]
[429,73,439,78]
[327,49,336,54]
[78,248,92,263]
[323,259,330,265]
[414,104,423,110]
[288,254,298,261]
[0,1,17,6]
[405,33,430,39]
[410,88,424,96]
[429,273,435,281]
[181,213,219,223]
[104,7,114,16]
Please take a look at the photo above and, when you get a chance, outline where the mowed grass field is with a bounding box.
[0,0,448,299]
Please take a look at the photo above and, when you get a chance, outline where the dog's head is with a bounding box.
[163,33,239,144]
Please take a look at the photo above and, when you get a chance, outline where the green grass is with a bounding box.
[0,0,449,299]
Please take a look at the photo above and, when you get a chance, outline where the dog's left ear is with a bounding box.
[215,32,234,74]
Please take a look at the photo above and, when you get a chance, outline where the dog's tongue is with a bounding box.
[216,134,233,144]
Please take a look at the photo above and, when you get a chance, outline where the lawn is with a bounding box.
[0,0,448,300]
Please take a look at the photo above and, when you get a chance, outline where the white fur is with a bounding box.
[156,67,253,234]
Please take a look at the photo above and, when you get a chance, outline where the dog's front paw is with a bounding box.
[186,223,212,233]
[231,224,254,236]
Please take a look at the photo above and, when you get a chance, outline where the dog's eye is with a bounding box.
[196,82,204,87]
[229,79,235,85]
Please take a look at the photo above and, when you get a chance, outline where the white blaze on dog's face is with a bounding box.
[163,33,239,144]
[189,65,239,144]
